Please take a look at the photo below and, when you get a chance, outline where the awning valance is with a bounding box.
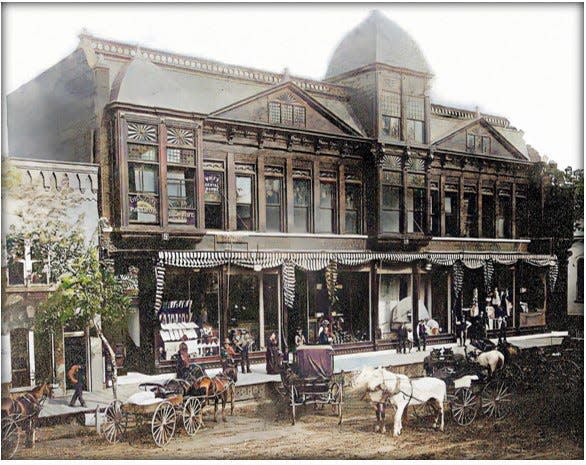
[154,250,558,311]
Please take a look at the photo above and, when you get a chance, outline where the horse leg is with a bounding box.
[374,404,381,433]
[393,400,406,437]
[221,393,227,422]
[380,404,387,434]
[230,383,235,416]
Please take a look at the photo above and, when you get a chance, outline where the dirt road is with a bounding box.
[14,388,583,460]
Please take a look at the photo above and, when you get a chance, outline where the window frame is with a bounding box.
[381,170,402,234]
[235,172,256,231]
[265,168,284,232]
[292,173,312,233]
[406,174,426,234]
[268,101,306,128]
[317,172,338,234]
[344,181,363,234]
[203,167,226,230]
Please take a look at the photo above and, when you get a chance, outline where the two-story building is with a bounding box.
[6,11,558,373]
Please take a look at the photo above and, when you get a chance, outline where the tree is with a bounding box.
[37,248,132,400]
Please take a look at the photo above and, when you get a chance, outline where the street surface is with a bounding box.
[15,385,583,459]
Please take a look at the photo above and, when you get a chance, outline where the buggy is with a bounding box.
[277,346,344,425]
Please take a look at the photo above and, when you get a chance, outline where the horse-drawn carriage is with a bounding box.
[277,346,344,425]
[101,362,235,448]
[1,382,54,459]
[424,346,514,425]
[101,381,204,447]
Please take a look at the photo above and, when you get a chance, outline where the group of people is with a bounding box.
[221,328,254,374]
[396,319,429,354]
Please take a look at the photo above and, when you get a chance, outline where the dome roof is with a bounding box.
[325,10,432,79]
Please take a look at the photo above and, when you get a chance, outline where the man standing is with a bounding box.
[417,320,427,351]
[397,323,408,354]
[68,363,87,408]
[237,329,252,374]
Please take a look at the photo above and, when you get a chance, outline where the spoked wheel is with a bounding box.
[330,382,344,425]
[481,379,513,420]
[1,417,20,459]
[102,400,127,443]
[182,397,203,436]
[449,387,478,426]
[151,401,176,447]
[500,362,524,392]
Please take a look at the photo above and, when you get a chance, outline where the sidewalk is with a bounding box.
[41,330,567,419]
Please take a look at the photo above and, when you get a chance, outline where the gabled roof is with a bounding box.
[210,81,365,136]
[431,117,529,160]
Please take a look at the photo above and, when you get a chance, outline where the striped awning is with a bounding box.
[154,250,558,312]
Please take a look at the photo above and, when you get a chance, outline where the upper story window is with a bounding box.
[127,138,160,224]
[482,183,496,238]
[430,180,440,236]
[463,187,478,238]
[317,171,337,233]
[6,236,49,286]
[516,184,529,238]
[344,179,362,234]
[166,127,197,226]
[380,91,401,140]
[268,102,306,128]
[265,167,284,232]
[444,181,460,237]
[204,165,225,230]
[496,184,512,238]
[381,170,402,233]
[292,170,312,234]
[406,97,425,144]
[407,174,425,233]
[236,165,255,231]
[467,133,490,154]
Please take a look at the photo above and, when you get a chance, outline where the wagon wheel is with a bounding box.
[330,382,344,425]
[1,417,20,459]
[290,385,299,425]
[481,379,513,420]
[151,401,177,447]
[449,387,478,426]
[102,400,127,444]
[500,362,523,392]
[182,397,203,436]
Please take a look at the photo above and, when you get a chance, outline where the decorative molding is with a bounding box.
[203,161,224,171]
[127,122,157,143]
[292,169,311,178]
[382,155,403,170]
[235,164,256,174]
[167,127,194,146]
[265,166,283,175]
[406,157,426,173]
[320,171,337,179]
[431,104,510,128]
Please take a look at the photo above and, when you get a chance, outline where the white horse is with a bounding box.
[352,366,446,436]
[472,349,505,376]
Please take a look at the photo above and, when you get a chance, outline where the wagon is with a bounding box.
[424,347,514,426]
[278,345,344,425]
[101,382,203,447]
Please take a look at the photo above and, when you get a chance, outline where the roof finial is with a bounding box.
[281,67,291,82]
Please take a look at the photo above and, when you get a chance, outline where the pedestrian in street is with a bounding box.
[237,329,253,374]
[417,320,427,351]
[68,363,87,407]
[293,327,306,363]
[397,323,408,354]
[266,332,281,374]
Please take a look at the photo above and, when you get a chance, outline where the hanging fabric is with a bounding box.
[483,259,494,294]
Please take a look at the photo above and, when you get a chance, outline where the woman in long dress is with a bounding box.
[266,332,281,374]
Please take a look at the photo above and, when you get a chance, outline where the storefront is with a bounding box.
[152,250,558,368]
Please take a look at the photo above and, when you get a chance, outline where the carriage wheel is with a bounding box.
[102,400,127,444]
[500,362,524,392]
[182,397,203,436]
[330,382,344,425]
[1,417,20,459]
[151,401,176,447]
[481,380,513,420]
[449,388,478,426]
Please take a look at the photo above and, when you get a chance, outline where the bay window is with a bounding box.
[128,143,159,224]
[204,170,224,229]
[407,174,425,233]
[381,171,401,233]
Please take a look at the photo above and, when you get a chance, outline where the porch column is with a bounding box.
[259,273,265,350]
[370,260,379,350]
[412,264,420,327]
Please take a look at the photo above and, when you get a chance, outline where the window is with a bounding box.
[168,169,196,225]
[381,171,402,233]
[317,175,337,233]
[467,134,476,152]
[292,177,311,233]
[236,175,254,231]
[6,236,49,285]
[444,190,459,237]
[407,174,425,233]
[406,96,425,144]
[430,188,440,236]
[128,143,159,224]
[497,192,512,238]
[381,91,401,140]
[265,175,283,232]
[268,101,305,128]
[382,116,401,139]
[482,192,496,238]
[481,136,491,154]
[345,183,362,234]
[204,170,224,229]
[463,192,478,237]
[516,185,529,237]
[576,258,584,304]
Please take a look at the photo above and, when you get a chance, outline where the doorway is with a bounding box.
[64,333,87,390]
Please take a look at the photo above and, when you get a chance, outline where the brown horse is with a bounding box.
[188,364,236,423]
[1,382,54,447]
